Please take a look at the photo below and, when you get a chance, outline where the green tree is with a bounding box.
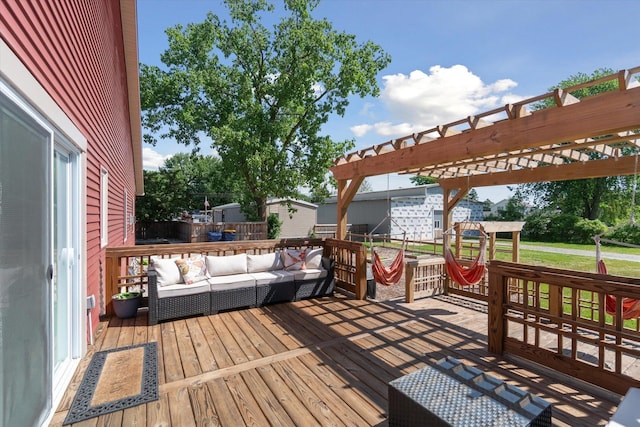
[410,175,436,186]
[498,195,526,221]
[140,0,391,221]
[136,169,188,223]
[519,68,639,222]
[136,154,235,223]
[163,153,236,209]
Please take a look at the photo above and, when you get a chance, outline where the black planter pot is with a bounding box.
[112,293,141,318]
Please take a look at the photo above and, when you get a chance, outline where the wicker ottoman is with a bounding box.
[388,357,551,426]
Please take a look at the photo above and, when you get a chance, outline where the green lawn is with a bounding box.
[395,239,640,278]
[498,241,639,277]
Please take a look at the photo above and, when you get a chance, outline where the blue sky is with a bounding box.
[137,0,640,202]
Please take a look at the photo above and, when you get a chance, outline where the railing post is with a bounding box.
[487,264,505,354]
[405,260,415,303]
[355,243,367,300]
[105,251,120,316]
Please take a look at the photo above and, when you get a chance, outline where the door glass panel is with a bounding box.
[0,92,51,426]
[54,151,72,375]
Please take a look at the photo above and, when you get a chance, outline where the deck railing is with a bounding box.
[404,256,446,302]
[104,238,367,315]
[488,260,640,395]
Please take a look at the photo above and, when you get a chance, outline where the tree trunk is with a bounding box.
[255,196,268,222]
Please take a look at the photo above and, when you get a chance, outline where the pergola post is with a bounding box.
[335,176,365,240]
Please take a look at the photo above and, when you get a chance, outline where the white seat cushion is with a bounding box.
[250,270,296,286]
[208,273,256,290]
[292,268,327,282]
[157,279,210,299]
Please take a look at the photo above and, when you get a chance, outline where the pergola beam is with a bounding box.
[438,155,640,189]
[331,87,640,181]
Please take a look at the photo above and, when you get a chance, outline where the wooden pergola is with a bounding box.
[331,67,640,240]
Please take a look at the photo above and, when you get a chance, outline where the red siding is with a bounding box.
[1,1,138,328]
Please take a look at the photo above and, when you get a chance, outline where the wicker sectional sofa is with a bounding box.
[147,248,334,325]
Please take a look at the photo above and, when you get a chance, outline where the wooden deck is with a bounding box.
[51,293,622,426]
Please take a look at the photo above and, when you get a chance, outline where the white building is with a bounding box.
[317,184,484,240]
[213,198,318,238]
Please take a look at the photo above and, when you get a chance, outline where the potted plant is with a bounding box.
[112,291,142,319]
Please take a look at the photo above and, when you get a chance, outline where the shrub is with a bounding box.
[572,218,608,244]
[522,210,554,241]
[605,222,640,246]
[267,213,282,239]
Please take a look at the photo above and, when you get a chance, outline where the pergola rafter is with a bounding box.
[331,67,640,239]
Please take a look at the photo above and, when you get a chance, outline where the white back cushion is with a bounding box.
[205,253,247,276]
[305,248,324,269]
[150,256,183,286]
[247,252,283,273]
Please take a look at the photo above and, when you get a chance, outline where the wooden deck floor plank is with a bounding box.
[358,334,429,375]
[300,301,367,337]
[267,302,333,340]
[221,311,263,361]
[319,298,404,332]
[237,309,290,354]
[249,307,304,350]
[228,310,276,358]
[147,323,166,385]
[260,304,326,348]
[255,364,319,426]
[167,388,196,427]
[161,322,185,382]
[196,316,234,369]
[208,314,250,365]
[239,369,296,427]
[54,293,618,426]
[311,345,390,412]
[184,317,218,373]
[116,316,137,348]
[187,382,220,426]
[100,318,124,351]
[271,359,346,427]
[205,377,245,426]
[281,357,369,427]
[279,301,342,342]
[145,393,171,427]
[173,320,203,378]
[223,373,272,426]
[122,401,146,427]
[298,352,386,426]
[318,342,391,402]
[133,311,149,345]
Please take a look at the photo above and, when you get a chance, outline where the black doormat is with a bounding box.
[63,342,158,425]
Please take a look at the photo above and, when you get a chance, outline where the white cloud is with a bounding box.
[142,147,172,170]
[353,64,519,138]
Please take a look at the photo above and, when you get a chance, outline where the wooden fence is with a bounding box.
[137,221,267,243]
[488,260,640,395]
[104,237,367,315]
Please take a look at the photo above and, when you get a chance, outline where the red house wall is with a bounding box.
[1,1,138,327]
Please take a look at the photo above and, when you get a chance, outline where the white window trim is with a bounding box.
[100,168,109,248]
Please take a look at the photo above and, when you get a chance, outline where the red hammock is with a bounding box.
[597,259,640,319]
[443,238,487,287]
[371,248,404,286]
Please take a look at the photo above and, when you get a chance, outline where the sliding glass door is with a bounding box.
[0,91,52,426]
